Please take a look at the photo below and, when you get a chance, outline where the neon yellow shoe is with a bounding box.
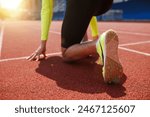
[96,30,123,84]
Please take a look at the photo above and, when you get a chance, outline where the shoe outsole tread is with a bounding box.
[103,30,123,84]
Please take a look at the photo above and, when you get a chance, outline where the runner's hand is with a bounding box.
[27,40,47,61]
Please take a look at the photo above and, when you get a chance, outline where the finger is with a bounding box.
[26,53,35,60]
[36,55,40,61]
[43,53,47,58]
[39,52,46,60]
[37,54,46,60]
[28,53,37,61]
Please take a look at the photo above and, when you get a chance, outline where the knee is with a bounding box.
[61,48,74,62]
[62,53,75,63]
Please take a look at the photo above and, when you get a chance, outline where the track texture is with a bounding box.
[0,21,150,100]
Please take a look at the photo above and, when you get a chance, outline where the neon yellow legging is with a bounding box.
[90,16,99,38]
[41,0,99,40]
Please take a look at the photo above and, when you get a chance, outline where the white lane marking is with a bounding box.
[0,22,5,58]
[50,30,150,38]
[0,47,149,63]
[119,47,150,56]
[50,30,150,56]
[119,40,150,47]
[117,30,150,37]
[0,30,149,62]
[0,52,61,62]
[50,30,61,35]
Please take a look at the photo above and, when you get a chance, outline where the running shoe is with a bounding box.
[96,30,123,84]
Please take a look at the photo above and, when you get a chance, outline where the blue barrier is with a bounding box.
[52,0,150,21]
[112,0,150,20]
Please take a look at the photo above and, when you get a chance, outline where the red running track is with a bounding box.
[0,21,150,100]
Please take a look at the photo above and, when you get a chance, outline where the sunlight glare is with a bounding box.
[0,0,22,10]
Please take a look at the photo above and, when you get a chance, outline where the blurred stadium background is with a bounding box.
[0,0,150,21]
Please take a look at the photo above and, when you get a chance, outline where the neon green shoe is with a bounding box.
[96,30,123,84]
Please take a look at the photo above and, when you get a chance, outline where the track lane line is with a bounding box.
[49,30,150,56]
[1,29,149,62]
[0,47,149,63]
[119,40,150,47]
[49,30,150,37]
[50,30,61,35]
[0,52,61,62]
[119,47,150,56]
[117,30,150,37]
[0,21,5,58]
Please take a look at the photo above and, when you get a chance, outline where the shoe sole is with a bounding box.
[103,30,123,84]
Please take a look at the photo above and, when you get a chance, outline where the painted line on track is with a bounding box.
[49,30,150,37]
[0,52,61,63]
[0,21,5,58]
[119,47,150,56]
[50,30,150,56]
[117,30,150,37]
[35,22,150,37]
[119,40,150,47]
[0,47,149,63]
[50,30,150,39]
[50,30,61,35]
[0,30,149,63]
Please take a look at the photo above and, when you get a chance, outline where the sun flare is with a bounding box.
[0,0,22,10]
